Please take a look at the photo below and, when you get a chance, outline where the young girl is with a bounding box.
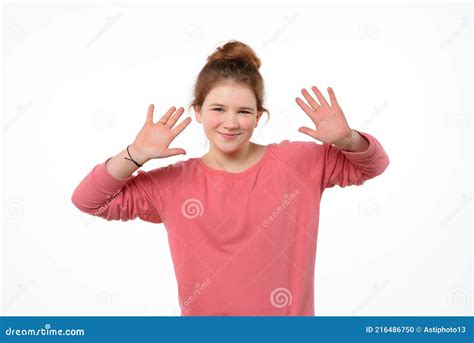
[71,40,389,316]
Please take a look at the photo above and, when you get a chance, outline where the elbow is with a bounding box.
[379,154,390,175]
[71,190,86,213]
[71,189,95,215]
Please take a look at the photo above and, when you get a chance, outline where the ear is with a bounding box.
[194,106,203,124]
[255,111,264,128]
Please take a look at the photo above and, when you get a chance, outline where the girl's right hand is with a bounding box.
[130,104,192,162]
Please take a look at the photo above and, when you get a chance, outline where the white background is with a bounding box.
[1,0,472,316]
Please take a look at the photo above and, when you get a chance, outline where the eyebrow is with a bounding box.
[208,103,255,111]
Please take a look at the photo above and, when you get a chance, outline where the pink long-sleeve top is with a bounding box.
[71,130,389,316]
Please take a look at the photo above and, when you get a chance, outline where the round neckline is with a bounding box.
[195,143,274,178]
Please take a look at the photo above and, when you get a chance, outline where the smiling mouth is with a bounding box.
[219,132,241,136]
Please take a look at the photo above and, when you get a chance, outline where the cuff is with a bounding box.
[92,156,134,191]
[339,130,377,161]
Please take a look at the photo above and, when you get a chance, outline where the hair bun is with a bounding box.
[207,40,261,70]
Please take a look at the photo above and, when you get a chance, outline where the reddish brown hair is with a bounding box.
[188,40,270,126]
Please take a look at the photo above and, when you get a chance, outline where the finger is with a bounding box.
[301,88,321,111]
[167,107,185,128]
[298,126,318,139]
[327,87,339,107]
[172,117,192,137]
[311,85,330,107]
[146,104,155,124]
[158,106,177,125]
[165,148,187,157]
[295,97,316,118]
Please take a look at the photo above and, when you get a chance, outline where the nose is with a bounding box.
[222,112,239,129]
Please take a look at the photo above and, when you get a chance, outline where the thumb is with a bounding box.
[298,126,320,140]
[165,148,187,157]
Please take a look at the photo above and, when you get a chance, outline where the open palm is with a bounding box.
[295,85,352,145]
[132,104,192,160]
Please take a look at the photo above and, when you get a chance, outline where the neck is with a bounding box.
[206,141,256,170]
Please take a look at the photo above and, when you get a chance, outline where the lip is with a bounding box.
[219,132,241,140]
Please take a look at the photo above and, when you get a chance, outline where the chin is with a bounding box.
[210,136,249,152]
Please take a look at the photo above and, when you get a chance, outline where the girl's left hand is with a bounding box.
[295,85,352,146]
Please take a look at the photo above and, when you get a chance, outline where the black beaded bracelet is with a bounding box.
[124,145,143,167]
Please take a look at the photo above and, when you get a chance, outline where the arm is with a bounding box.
[71,155,166,222]
[318,130,389,188]
[295,85,389,188]
[71,103,192,222]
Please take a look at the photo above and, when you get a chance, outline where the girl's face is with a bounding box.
[195,83,263,154]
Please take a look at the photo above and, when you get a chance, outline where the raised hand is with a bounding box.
[295,85,352,146]
[131,104,192,162]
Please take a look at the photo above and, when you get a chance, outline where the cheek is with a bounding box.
[240,119,256,131]
[204,116,222,129]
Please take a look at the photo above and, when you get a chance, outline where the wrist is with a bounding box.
[333,129,370,152]
[332,129,356,150]
[128,143,150,165]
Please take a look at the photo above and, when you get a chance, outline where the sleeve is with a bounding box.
[71,157,167,223]
[307,130,390,190]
